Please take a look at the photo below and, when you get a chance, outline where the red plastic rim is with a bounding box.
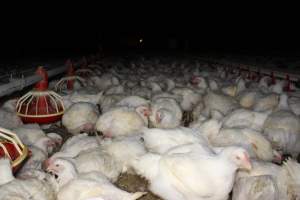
[19,114,63,124]
[0,142,29,174]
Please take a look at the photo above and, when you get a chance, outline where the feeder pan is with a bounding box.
[75,68,95,78]
[55,60,86,92]
[0,127,29,174]
[16,66,65,124]
[55,76,86,92]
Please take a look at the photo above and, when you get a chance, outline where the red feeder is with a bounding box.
[284,74,293,92]
[271,72,276,85]
[55,60,86,92]
[16,66,65,124]
[66,59,75,90]
[0,127,29,174]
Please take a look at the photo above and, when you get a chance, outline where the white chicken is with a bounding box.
[0,99,23,129]
[189,118,222,141]
[232,175,279,200]
[203,90,239,117]
[45,158,146,200]
[253,93,279,112]
[47,133,101,161]
[133,143,251,200]
[171,88,202,111]
[13,126,56,155]
[0,158,55,200]
[211,128,281,162]
[62,102,99,135]
[235,159,300,199]
[263,94,300,156]
[96,106,146,137]
[142,127,209,154]
[149,97,182,128]
[288,96,300,116]
[100,135,147,173]
[222,108,271,132]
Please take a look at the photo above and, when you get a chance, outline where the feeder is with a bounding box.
[74,57,95,78]
[55,60,86,92]
[16,66,65,124]
[0,127,29,174]
[271,72,276,85]
[284,74,294,92]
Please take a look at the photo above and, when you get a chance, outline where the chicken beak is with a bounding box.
[48,140,56,147]
[272,150,283,164]
[42,159,51,171]
[242,153,252,171]
[243,160,252,171]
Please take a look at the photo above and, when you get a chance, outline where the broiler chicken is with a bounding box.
[45,158,146,200]
[62,102,99,135]
[149,97,182,128]
[133,143,252,200]
[0,158,55,200]
[96,106,146,137]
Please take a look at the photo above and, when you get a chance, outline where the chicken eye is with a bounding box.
[235,156,241,160]
[55,164,59,167]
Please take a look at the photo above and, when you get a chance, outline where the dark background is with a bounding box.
[1,7,299,64]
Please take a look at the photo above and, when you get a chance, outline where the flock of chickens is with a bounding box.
[0,56,300,200]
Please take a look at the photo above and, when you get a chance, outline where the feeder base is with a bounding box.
[19,114,63,124]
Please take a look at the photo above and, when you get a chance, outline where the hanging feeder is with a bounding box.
[74,56,96,78]
[0,127,29,174]
[16,66,65,124]
[55,60,86,92]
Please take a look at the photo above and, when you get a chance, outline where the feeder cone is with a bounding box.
[16,66,64,124]
[0,127,29,174]
[66,60,75,90]
[35,66,48,91]
[284,74,292,92]
[271,72,276,85]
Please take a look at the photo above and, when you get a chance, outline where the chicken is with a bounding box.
[211,128,281,162]
[62,102,99,135]
[171,88,202,111]
[71,147,122,182]
[191,75,208,90]
[0,158,55,200]
[45,158,146,200]
[238,91,259,108]
[19,145,47,170]
[253,93,279,112]
[68,91,103,105]
[189,118,222,141]
[46,132,63,147]
[288,96,300,116]
[47,133,101,161]
[283,158,300,198]
[104,84,125,95]
[222,108,271,132]
[235,160,293,199]
[203,90,238,117]
[0,99,23,129]
[98,94,127,113]
[96,106,146,137]
[149,97,182,128]
[232,175,279,200]
[263,94,300,155]
[100,135,147,173]
[13,126,55,155]
[115,95,150,109]
[133,144,251,200]
[90,74,120,91]
[142,127,209,154]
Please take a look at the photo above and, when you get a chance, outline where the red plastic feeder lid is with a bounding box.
[0,127,29,174]
[16,67,65,124]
